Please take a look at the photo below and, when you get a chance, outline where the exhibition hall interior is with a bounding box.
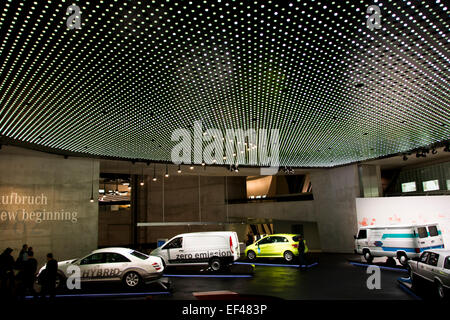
[0,0,449,309]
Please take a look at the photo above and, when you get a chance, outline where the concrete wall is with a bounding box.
[228,200,315,222]
[273,220,321,251]
[0,146,99,267]
[310,165,360,253]
[98,205,132,247]
[137,175,246,244]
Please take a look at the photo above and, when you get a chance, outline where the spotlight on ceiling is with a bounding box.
[165,164,169,178]
[140,167,145,186]
[189,165,194,170]
[177,164,182,174]
[152,164,157,182]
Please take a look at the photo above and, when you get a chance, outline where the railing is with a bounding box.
[227,192,314,204]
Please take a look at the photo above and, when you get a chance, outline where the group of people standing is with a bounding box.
[0,244,58,301]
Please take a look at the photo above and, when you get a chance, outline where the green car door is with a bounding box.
[256,236,274,256]
[270,236,290,257]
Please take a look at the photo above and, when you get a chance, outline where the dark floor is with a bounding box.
[23,253,419,301]
[157,253,413,300]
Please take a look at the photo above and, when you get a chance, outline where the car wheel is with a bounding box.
[247,250,256,261]
[397,253,408,266]
[437,282,446,300]
[209,258,222,271]
[284,251,294,262]
[124,272,141,288]
[364,251,373,264]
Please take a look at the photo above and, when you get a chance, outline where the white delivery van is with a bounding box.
[150,231,240,271]
[354,223,444,265]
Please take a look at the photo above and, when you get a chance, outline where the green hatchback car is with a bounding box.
[245,234,301,262]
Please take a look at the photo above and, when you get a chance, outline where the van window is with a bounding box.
[357,230,367,239]
[444,257,450,270]
[428,253,439,267]
[419,252,429,263]
[417,227,428,238]
[164,237,183,249]
[428,226,438,237]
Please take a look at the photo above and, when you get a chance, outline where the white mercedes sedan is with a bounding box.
[38,247,165,289]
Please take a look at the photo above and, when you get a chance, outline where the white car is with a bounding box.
[408,249,450,300]
[38,247,165,289]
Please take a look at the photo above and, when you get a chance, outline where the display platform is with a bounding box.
[234,261,318,268]
[162,263,254,278]
[23,277,173,301]
[25,291,171,300]
[348,260,408,273]
[397,277,422,300]
[193,290,283,300]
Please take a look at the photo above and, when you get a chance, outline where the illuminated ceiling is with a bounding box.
[0,0,448,167]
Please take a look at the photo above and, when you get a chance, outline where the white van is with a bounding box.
[354,223,444,265]
[150,231,240,271]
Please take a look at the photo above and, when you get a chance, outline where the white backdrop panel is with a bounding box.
[356,196,450,248]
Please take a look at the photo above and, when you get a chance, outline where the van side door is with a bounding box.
[427,225,443,249]
[416,226,430,250]
[162,237,184,264]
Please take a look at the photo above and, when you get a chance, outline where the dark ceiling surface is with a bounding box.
[0,0,448,167]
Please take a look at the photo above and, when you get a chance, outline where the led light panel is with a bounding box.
[0,0,448,167]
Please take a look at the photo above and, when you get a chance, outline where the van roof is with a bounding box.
[359,223,439,230]
[176,231,236,237]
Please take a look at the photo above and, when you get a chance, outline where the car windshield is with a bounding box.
[130,250,149,260]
